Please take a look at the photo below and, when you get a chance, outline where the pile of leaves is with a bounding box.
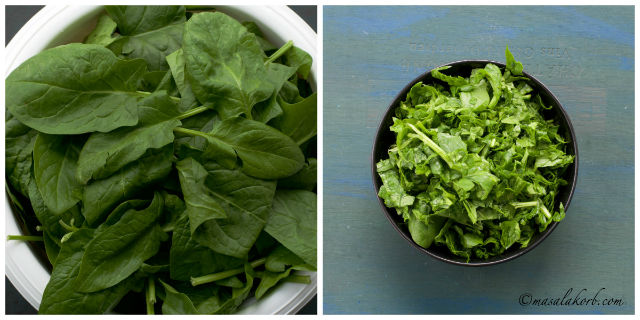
[376,47,573,261]
[6,6,316,314]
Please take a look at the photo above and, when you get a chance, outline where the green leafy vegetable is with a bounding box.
[106,6,186,71]
[84,14,118,46]
[265,190,317,267]
[376,47,573,261]
[33,133,85,214]
[6,44,146,135]
[183,12,288,119]
[5,5,316,315]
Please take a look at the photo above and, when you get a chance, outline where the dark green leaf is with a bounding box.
[201,116,305,180]
[33,133,84,214]
[74,193,165,292]
[265,190,317,267]
[183,12,273,119]
[82,145,173,226]
[76,91,181,183]
[6,44,146,134]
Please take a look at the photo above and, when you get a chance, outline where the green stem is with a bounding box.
[511,201,539,209]
[136,90,181,103]
[59,219,79,232]
[173,127,209,139]
[407,123,454,167]
[176,106,209,120]
[264,40,293,65]
[146,277,156,315]
[7,235,43,241]
[284,275,311,284]
[539,203,552,219]
[190,258,267,286]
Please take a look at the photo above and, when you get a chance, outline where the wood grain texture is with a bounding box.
[323,6,634,314]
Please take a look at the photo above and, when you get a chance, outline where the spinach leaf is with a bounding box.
[176,157,226,233]
[198,116,305,180]
[82,145,173,226]
[189,161,276,258]
[106,6,185,71]
[26,177,84,246]
[76,92,182,183]
[183,12,274,119]
[33,133,85,214]
[270,92,317,145]
[158,279,200,314]
[265,190,317,267]
[6,44,146,134]
[5,112,37,197]
[283,46,313,80]
[169,213,243,281]
[39,229,139,314]
[277,158,317,191]
[242,21,277,52]
[74,193,165,292]
[166,48,198,111]
[256,245,313,299]
[84,14,118,46]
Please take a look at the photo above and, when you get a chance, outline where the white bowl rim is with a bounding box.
[4,4,317,315]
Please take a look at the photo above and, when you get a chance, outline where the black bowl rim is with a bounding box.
[371,60,579,266]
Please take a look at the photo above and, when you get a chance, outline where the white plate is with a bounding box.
[4,5,317,315]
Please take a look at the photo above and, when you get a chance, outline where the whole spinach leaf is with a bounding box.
[6,44,146,134]
[183,12,274,119]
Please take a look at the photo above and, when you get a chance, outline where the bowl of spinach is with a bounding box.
[5,5,316,314]
[372,47,578,266]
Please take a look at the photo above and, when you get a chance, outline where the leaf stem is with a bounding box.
[176,106,209,120]
[136,90,181,103]
[190,258,266,286]
[511,201,538,209]
[407,123,454,167]
[59,219,79,232]
[7,235,44,241]
[264,40,293,65]
[173,127,209,139]
[146,277,156,315]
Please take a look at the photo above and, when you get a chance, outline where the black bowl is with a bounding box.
[371,60,579,266]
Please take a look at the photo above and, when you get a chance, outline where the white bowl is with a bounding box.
[4,5,317,315]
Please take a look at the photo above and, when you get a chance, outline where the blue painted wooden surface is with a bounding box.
[323,6,634,314]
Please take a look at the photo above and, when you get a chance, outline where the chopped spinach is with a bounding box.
[5,5,316,314]
[376,47,573,261]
